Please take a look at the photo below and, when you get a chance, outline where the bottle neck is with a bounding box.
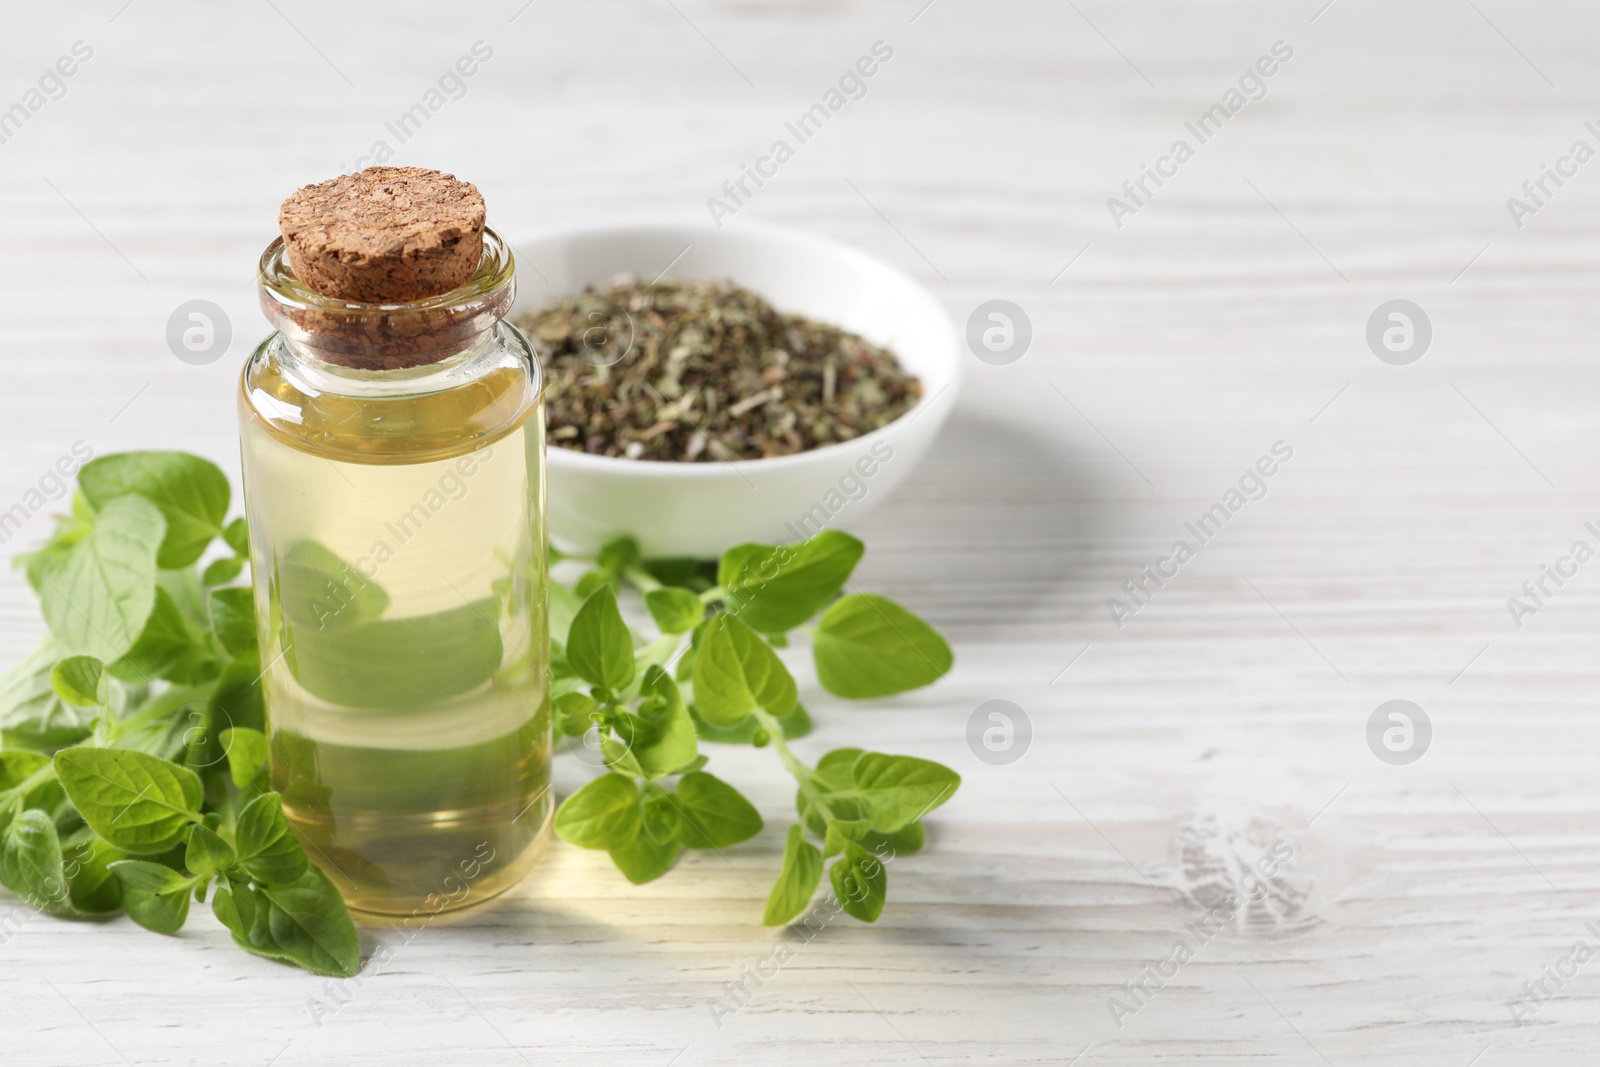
[257,227,518,373]
[271,326,508,401]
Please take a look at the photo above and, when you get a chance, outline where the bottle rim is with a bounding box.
[256,227,518,371]
[258,226,516,314]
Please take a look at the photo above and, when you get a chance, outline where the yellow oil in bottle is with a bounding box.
[238,337,551,918]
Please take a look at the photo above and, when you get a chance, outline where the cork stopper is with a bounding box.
[279,167,486,303]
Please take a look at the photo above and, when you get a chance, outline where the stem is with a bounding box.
[637,632,681,672]
[751,708,834,824]
[1,762,58,808]
[114,683,214,735]
[623,632,685,699]
[699,585,727,604]
[624,567,664,594]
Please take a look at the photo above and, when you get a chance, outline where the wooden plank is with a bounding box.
[2,0,1597,1063]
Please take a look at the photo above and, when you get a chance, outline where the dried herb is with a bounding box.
[516,278,921,462]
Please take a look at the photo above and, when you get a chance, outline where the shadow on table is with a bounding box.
[857,406,1136,632]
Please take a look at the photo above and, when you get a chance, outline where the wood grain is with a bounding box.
[3,0,1599,1063]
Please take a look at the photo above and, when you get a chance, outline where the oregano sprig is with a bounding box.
[551,529,959,926]
[0,451,359,976]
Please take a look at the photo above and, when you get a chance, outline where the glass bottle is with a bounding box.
[238,227,551,917]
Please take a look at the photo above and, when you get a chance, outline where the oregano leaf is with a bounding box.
[763,824,823,926]
[566,586,635,690]
[812,594,952,699]
[38,495,165,664]
[691,613,796,728]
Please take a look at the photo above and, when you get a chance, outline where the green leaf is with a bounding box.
[0,810,70,913]
[79,452,230,569]
[554,691,600,738]
[222,517,250,557]
[608,833,680,884]
[234,793,308,885]
[53,747,202,853]
[202,557,245,586]
[812,594,952,699]
[823,818,872,859]
[106,684,214,763]
[0,750,52,794]
[186,824,236,878]
[798,792,857,838]
[642,556,718,593]
[208,587,258,659]
[111,586,213,685]
[13,498,93,596]
[158,566,209,624]
[573,569,611,599]
[212,865,360,977]
[549,640,574,685]
[110,859,194,934]
[829,840,887,922]
[850,753,961,833]
[609,709,662,752]
[597,536,641,574]
[566,586,635,690]
[665,754,708,777]
[644,588,704,635]
[629,668,697,778]
[814,747,864,791]
[674,636,699,682]
[763,824,823,926]
[674,771,762,849]
[777,701,811,739]
[284,598,502,708]
[861,820,924,857]
[797,750,868,837]
[208,658,265,738]
[0,638,96,750]
[640,789,684,843]
[38,495,165,663]
[691,701,812,745]
[554,774,640,850]
[278,539,388,630]
[691,613,797,728]
[221,727,270,789]
[65,836,125,915]
[549,582,582,649]
[719,531,864,633]
[50,655,106,708]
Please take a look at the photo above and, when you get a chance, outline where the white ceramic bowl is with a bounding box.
[508,219,961,559]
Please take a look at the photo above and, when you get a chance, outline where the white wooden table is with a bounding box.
[4,0,1599,1063]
